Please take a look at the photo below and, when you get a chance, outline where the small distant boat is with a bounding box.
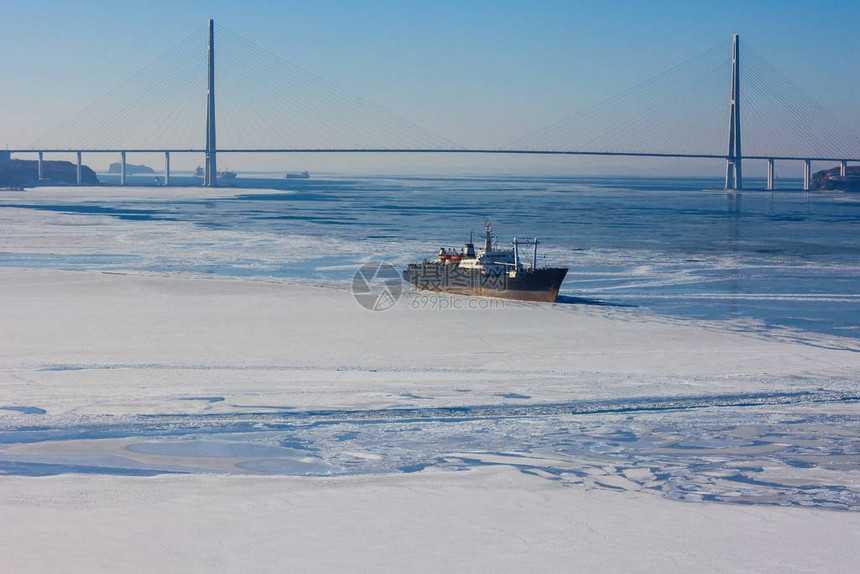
[285,170,310,179]
[193,166,236,179]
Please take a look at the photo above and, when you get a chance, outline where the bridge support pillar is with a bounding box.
[120,151,127,186]
[726,160,742,190]
[76,152,82,185]
[840,160,847,177]
[164,152,170,186]
[803,159,811,191]
[37,152,44,180]
[766,159,774,190]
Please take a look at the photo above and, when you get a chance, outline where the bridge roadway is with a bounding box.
[7,148,857,191]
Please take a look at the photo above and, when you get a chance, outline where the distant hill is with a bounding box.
[108,162,155,175]
[811,166,860,192]
[0,159,99,186]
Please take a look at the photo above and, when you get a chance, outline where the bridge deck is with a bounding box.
[6,149,860,163]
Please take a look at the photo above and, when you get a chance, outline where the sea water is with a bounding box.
[2,173,859,339]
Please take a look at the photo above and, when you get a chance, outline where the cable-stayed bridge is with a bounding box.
[7,20,860,190]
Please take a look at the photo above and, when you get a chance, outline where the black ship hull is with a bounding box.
[403,263,568,303]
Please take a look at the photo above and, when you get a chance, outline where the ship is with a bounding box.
[285,170,310,179]
[403,221,568,303]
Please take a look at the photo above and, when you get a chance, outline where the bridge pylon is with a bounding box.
[204,19,217,187]
[725,34,742,190]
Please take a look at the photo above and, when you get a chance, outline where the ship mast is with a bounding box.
[513,238,519,269]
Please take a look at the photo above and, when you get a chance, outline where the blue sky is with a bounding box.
[2,0,858,173]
